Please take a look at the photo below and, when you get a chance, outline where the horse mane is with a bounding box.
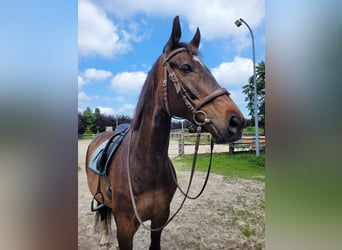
[131,56,161,130]
[131,43,199,130]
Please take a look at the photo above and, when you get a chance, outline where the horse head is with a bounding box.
[161,16,248,143]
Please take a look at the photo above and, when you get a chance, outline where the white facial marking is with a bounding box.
[193,55,205,68]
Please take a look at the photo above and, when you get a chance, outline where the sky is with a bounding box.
[78,0,265,118]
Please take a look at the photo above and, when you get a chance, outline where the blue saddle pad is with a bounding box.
[89,124,129,176]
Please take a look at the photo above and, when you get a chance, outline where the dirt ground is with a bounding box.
[78,139,265,250]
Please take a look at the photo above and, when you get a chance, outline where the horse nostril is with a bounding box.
[230,115,240,127]
[228,115,242,134]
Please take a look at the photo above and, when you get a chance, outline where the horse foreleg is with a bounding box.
[149,229,163,250]
[149,210,170,250]
[115,213,139,250]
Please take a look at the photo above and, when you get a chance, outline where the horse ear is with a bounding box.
[190,28,201,49]
[163,16,182,53]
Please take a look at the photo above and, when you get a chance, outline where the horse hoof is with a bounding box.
[99,239,110,249]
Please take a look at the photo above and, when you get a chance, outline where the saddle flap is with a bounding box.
[89,124,129,176]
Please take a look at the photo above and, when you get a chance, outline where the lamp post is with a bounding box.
[234,18,259,156]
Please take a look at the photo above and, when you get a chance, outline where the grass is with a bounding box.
[170,134,212,145]
[243,126,265,134]
[184,135,211,145]
[172,152,265,247]
[173,152,265,182]
[242,228,256,237]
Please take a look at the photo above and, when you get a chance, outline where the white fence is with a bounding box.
[169,132,231,157]
[78,131,232,157]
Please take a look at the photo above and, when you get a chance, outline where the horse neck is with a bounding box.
[132,110,171,163]
[129,56,173,163]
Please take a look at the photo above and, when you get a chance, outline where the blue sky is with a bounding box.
[78,0,265,118]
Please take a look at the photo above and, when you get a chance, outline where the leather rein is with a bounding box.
[126,48,231,231]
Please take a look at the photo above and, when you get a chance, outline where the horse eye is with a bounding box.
[179,64,192,73]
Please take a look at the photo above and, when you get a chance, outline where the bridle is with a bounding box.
[126,47,231,231]
[162,48,224,200]
[162,47,230,126]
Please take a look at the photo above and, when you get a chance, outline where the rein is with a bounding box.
[169,126,214,200]
[126,128,191,231]
[126,47,227,231]
[126,125,214,232]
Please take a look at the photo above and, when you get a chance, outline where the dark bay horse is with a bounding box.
[85,16,247,250]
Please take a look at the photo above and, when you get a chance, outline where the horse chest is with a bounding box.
[136,188,172,215]
[131,169,171,196]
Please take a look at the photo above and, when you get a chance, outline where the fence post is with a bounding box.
[178,133,184,157]
[229,144,234,155]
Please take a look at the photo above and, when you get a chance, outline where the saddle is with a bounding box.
[89,123,130,176]
[89,124,129,210]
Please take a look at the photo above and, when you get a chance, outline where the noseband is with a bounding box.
[162,47,230,125]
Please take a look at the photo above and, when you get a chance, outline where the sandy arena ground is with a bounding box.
[78,139,265,249]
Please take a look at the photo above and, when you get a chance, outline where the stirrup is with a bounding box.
[91,192,105,212]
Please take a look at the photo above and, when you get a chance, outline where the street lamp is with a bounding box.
[235,18,260,156]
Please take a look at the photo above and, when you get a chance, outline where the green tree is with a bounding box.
[79,107,134,135]
[94,107,100,117]
[83,107,95,124]
[94,112,116,133]
[113,115,132,129]
[83,107,96,134]
[242,61,265,129]
[78,112,87,135]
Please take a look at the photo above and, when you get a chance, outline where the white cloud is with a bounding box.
[78,0,132,57]
[115,103,136,116]
[78,68,113,91]
[79,0,264,57]
[211,56,253,87]
[229,89,249,118]
[84,68,112,80]
[115,96,125,102]
[185,0,264,40]
[97,106,115,116]
[103,95,126,103]
[78,75,85,89]
[78,91,90,101]
[110,71,146,92]
[96,104,135,116]
[122,103,135,110]
[102,0,264,40]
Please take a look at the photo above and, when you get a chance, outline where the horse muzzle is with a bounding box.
[206,114,249,144]
[228,115,250,135]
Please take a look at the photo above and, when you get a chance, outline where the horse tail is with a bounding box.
[94,203,112,234]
